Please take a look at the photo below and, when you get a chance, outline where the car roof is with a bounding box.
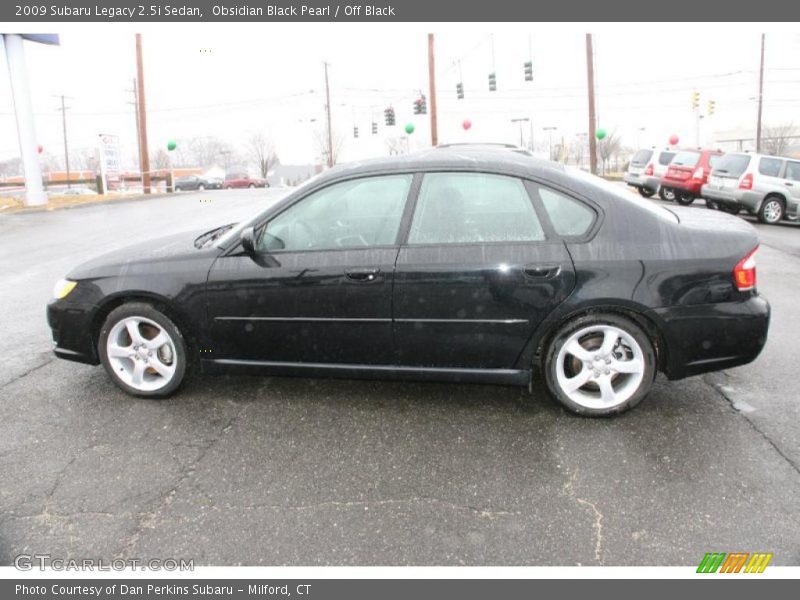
[317,147,565,184]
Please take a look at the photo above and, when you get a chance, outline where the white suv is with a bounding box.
[624,148,677,198]
[701,152,800,224]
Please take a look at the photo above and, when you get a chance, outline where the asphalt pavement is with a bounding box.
[0,187,798,566]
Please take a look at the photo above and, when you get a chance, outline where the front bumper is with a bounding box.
[648,294,770,380]
[47,298,100,365]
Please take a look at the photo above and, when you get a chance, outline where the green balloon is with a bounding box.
[167,140,177,151]
[595,129,606,140]
[404,123,415,134]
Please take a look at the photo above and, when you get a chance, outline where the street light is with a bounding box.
[510,117,530,148]
[543,126,558,161]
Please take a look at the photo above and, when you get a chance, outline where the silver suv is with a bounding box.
[624,148,677,198]
[701,152,800,224]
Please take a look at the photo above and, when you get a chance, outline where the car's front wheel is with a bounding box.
[675,191,695,205]
[543,314,656,416]
[198,184,205,191]
[98,302,188,398]
[658,186,676,202]
[638,187,655,198]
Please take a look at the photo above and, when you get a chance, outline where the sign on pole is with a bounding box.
[97,133,121,192]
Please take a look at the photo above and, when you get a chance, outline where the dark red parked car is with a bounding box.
[659,148,722,205]
[223,172,270,189]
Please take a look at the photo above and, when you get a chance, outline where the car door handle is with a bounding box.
[345,268,382,283]
[523,264,561,279]
[785,182,794,187]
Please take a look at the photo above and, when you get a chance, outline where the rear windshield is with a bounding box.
[630,149,653,166]
[671,151,700,167]
[658,151,676,165]
[713,154,751,177]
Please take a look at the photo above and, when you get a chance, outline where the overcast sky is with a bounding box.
[2,24,799,168]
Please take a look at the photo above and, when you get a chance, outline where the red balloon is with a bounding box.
[669,135,679,145]
[37,144,43,154]
[462,119,472,131]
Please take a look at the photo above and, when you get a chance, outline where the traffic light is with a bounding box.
[456,82,464,99]
[488,72,497,91]
[413,94,427,115]
[384,106,396,126]
[353,126,359,138]
[524,61,533,81]
[707,99,716,116]
[691,90,700,110]
[371,121,378,135]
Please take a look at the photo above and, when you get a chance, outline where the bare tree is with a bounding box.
[313,128,344,166]
[569,138,585,168]
[248,132,280,178]
[596,131,621,176]
[151,148,171,171]
[0,157,22,178]
[385,136,407,156]
[762,123,796,156]
[176,136,237,169]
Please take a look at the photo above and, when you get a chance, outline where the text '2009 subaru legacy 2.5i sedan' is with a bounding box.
[47,148,770,416]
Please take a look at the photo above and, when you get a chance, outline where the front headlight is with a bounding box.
[53,278,77,299]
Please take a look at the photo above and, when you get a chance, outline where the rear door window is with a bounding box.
[408,173,545,244]
[537,187,596,237]
[759,157,783,177]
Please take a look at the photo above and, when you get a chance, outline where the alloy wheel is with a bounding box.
[106,316,178,392]
[554,325,646,410]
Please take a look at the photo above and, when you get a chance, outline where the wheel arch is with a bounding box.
[518,302,668,375]
[91,292,199,361]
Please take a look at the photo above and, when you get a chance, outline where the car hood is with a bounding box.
[67,228,224,280]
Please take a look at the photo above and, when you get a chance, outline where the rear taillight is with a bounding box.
[692,167,705,180]
[733,246,758,291]
[644,163,654,176]
[739,173,753,190]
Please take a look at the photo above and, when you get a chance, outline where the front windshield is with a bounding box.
[214,172,325,247]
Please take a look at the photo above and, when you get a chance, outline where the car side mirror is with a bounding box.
[241,226,257,256]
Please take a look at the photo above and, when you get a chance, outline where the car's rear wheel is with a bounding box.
[758,196,784,224]
[248,183,255,189]
[98,303,188,398]
[543,314,656,416]
[675,191,695,205]
[198,184,205,191]
[175,186,181,192]
[638,187,655,198]
[659,187,676,202]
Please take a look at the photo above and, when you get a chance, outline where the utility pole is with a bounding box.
[323,61,334,168]
[126,78,142,175]
[135,33,151,193]
[55,94,71,189]
[756,33,765,153]
[428,33,438,147]
[586,33,598,174]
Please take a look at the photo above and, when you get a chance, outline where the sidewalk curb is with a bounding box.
[0,192,175,216]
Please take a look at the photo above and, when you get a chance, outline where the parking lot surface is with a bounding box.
[1,188,798,565]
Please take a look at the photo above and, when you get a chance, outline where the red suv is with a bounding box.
[223,172,270,189]
[659,148,722,205]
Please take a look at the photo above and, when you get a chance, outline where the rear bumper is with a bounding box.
[661,178,703,195]
[624,173,660,191]
[648,294,770,380]
[46,299,100,365]
[700,185,762,211]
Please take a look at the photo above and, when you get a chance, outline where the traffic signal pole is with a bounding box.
[428,33,438,147]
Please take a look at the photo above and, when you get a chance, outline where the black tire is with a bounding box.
[659,186,676,202]
[98,302,188,399]
[718,204,741,215]
[543,313,657,417]
[175,186,181,192]
[705,199,719,210]
[248,183,255,189]
[638,187,656,198]
[757,195,785,224]
[198,184,205,191]
[675,191,695,206]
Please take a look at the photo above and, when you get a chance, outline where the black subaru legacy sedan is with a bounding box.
[47,148,770,416]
